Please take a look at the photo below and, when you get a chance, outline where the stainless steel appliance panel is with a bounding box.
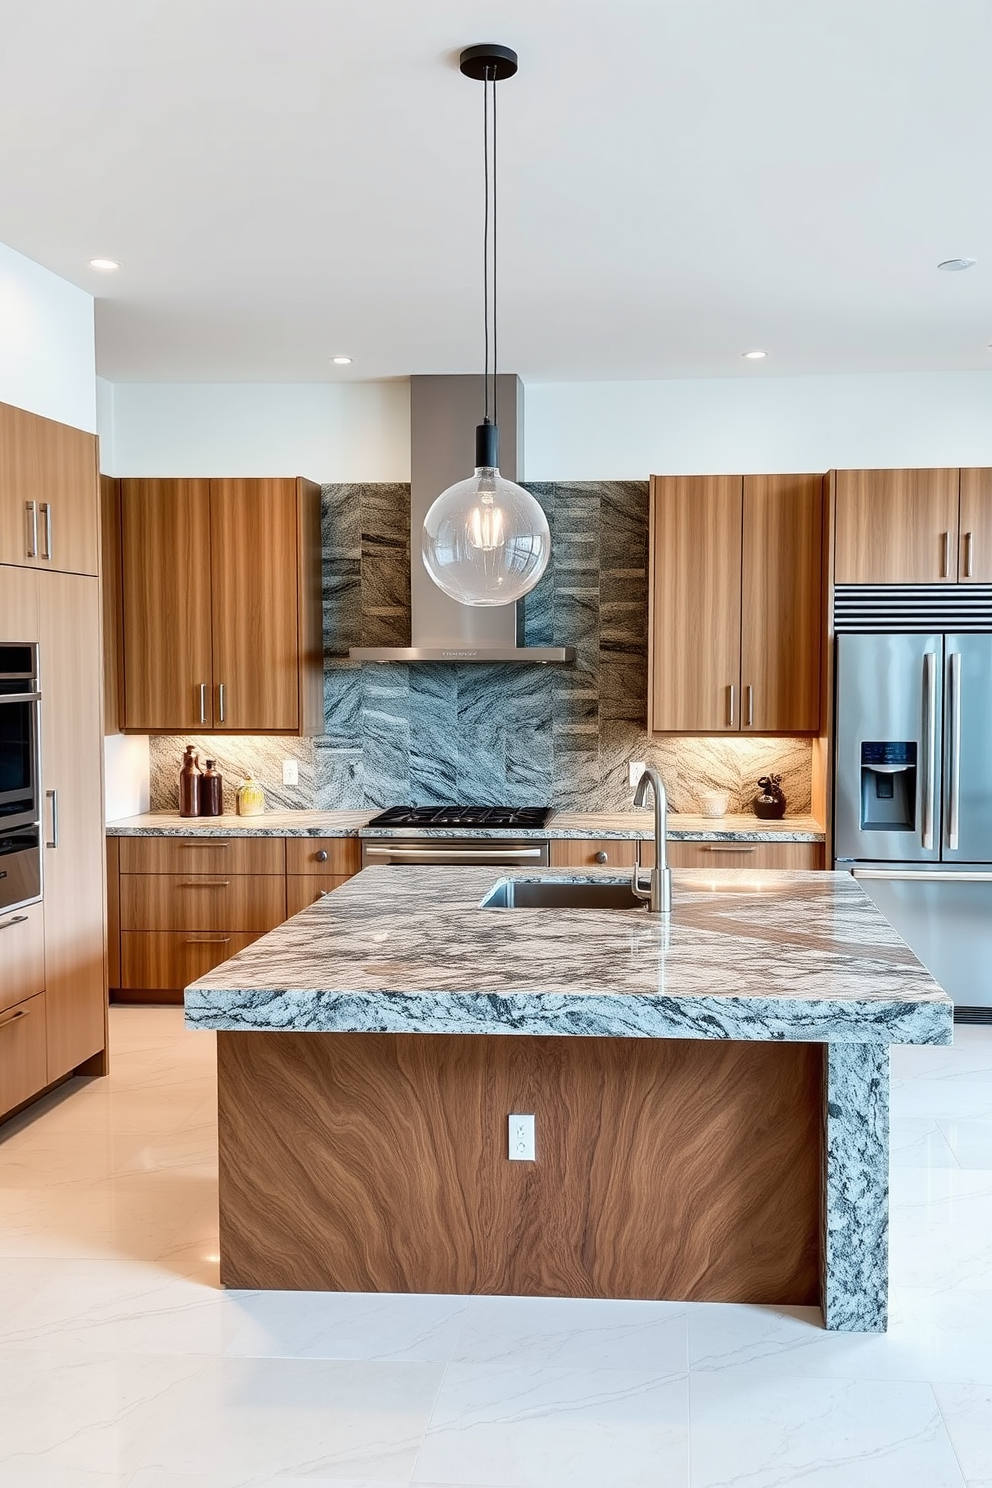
[0,826,42,912]
[835,633,943,863]
[943,634,992,863]
[852,864,992,1009]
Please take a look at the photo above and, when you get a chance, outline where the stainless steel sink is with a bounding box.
[481,879,646,910]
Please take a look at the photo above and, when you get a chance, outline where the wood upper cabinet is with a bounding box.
[649,474,822,734]
[958,469,992,582]
[649,476,743,732]
[117,477,323,734]
[0,402,99,576]
[833,468,960,583]
[741,474,823,733]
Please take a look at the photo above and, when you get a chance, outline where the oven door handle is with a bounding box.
[364,846,546,861]
[0,691,42,704]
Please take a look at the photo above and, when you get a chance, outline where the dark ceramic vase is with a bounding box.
[753,774,786,819]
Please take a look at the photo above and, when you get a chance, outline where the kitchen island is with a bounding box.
[185,866,952,1331]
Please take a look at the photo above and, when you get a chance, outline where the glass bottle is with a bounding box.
[178,746,202,818]
[200,759,223,817]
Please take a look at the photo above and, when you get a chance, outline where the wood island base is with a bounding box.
[216,1030,825,1306]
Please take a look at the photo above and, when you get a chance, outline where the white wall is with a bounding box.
[104,734,150,821]
[101,380,410,480]
[0,241,95,431]
[524,371,992,480]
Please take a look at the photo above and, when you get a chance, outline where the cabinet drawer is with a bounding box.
[120,873,286,932]
[286,874,352,917]
[0,992,48,1119]
[285,837,361,876]
[657,841,824,870]
[549,839,637,869]
[0,902,46,1015]
[121,931,261,992]
[120,835,286,876]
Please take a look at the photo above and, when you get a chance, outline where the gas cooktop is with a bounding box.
[366,806,551,829]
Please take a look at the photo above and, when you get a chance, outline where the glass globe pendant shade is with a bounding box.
[422,462,551,607]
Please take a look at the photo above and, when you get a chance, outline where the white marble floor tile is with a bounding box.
[933,1384,992,1487]
[688,1374,966,1487]
[890,1079,992,1121]
[451,1293,688,1374]
[225,1290,468,1363]
[413,1362,689,1488]
[939,1118,992,1170]
[890,1116,960,1169]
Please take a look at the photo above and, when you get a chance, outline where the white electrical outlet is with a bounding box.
[282,759,299,786]
[628,760,646,789]
[508,1113,536,1162]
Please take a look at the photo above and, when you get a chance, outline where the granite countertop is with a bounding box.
[185,865,951,1046]
[107,810,825,843]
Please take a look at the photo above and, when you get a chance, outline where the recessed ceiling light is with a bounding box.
[88,257,120,271]
[330,356,353,365]
[742,349,767,360]
[937,258,976,271]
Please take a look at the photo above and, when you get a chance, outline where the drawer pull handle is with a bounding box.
[0,914,29,932]
[179,841,230,849]
[316,850,328,863]
[184,936,231,945]
[0,1006,29,1032]
[703,844,756,854]
[178,880,231,888]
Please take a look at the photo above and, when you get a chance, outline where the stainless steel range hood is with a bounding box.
[349,374,574,664]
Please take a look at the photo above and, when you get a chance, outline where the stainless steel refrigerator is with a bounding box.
[834,631,992,1014]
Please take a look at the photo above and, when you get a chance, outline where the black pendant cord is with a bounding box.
[482,65,490,428]
[492,67,498,433]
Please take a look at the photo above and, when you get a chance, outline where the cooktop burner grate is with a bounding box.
[367,805,551,829]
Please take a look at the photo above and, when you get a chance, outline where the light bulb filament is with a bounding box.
[468,493,506,551]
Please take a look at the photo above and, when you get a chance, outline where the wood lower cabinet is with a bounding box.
[648,473,823,734]
[112,834,360,1002]
[549,839,637,869]
[0,903,46,1016]
[0,402,99,576]
[640,839,824,870]
[116,476,322,734]
[0,993,49,1118]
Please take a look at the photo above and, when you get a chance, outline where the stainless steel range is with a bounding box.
[361,806,551,867]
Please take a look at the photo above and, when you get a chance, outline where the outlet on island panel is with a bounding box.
[508,1113,536,1161]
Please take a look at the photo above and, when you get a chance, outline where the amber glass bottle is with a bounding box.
[178,746,202,817]
[201,759,223,817]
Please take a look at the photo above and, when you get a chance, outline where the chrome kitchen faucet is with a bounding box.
[630,767,673,915]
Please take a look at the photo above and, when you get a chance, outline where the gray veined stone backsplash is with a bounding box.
[148,481,812,815]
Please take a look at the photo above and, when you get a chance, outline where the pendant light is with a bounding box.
[422,44,551,608]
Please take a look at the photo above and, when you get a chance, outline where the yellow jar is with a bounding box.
[236,776,265,817]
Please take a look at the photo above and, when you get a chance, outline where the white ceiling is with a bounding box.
[2,0,992,384]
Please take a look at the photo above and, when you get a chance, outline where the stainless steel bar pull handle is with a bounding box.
[25,501,37,558]
[0,914,29,932]
[218,683,226,723]
[948,651,962,851]
[728,685,735,728]
[703,844,756,854]
[921,651,936,851]
[941,530,950,578]
[964,530,974,579]
[46,788,59,849]
[40,502,52,560]
[746,685,754,728]
[198,682,208,725]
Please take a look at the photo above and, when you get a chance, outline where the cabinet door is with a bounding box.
[665,841,824,870]
[649,476,742,732]
[286,875,352,916]
[741,474,822,733]
[209,480,301,731]
[834,469,959,584]
[0,403,43,567]
[120,479,214,730]
[958,470,992,582]
[0,903,46,1015]
[39,571,107,1081]
[548,839,637,868]
[0,405,98,575]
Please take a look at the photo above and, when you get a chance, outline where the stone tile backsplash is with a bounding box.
[149,481,812,816]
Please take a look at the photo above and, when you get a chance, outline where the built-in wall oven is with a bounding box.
[0,644,42,913]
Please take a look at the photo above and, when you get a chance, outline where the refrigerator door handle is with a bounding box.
[853,869,992,883]
[947,650,962,851]
[921,650,937,851]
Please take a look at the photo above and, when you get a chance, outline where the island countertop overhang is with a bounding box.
[184,866,953,1046]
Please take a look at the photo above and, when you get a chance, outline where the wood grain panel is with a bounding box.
[120,834,285,876]
[100,475,123,733]
[209,479,300,732]
[284,837,361,876]
[38,418,100,576]
[217,1031,823,1304]
[649,475,742,732]
[0,402,42,566]
[120,479,214,730]
[0,903,46,1015]
[120,873,286,933]
[40,572,107,1081]
[833,468,960,583]
[120,930,261,996]
[106,837,121,993]
[958,469,992,582]
[286,874,352,916]
[649,841,825,870]
[742,474,823,732]
[548,839,637,868]
[0,993,49,1120]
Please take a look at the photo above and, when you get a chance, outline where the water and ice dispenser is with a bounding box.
[860,742,917,833]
